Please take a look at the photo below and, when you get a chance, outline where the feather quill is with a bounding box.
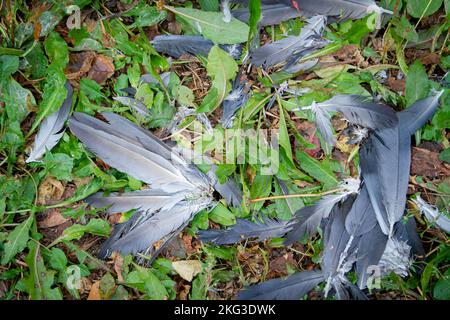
[26,82,73,163]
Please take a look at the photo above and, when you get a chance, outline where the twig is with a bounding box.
[250,188,343,203]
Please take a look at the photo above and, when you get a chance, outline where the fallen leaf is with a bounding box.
[87,55,115,84]
[111,252,125,283]
[172,260,202,282]
[37,177,65,205]
[87,281,102,300]
[38,209,69,228]
[66,52,96,81]
[411,147,450,178]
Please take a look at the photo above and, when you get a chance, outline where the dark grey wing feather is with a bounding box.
[68,113,192,190]
[284,193,355,244]
[394,217,425,256]
[398,92,443,135]
[320,95,398,130]
[198,217,294,245]
[237,270,324,300]
[233,3,303,26]
[359,124,410,236]
[151,35,214,58]
[86,189,187,214]
[354,224,388,289]
[99,203,200,258]
[26,82,73,162]
[344,185,378,237]
[250,15,327,68]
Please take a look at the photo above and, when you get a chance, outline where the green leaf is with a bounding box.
[126,267,168,300]
[405,60,430,107]
[129,6,167,28]
[100,272,116,299]
[173,85,195,107]
[199,0,220,11]
[0,55,19,76]
[61,218,110,242]
[296,151,338,189]
[250,175,272,211]
[439,148,450,163]
[433,277,450,300]
[1,215,33,265]
[198,46,238,113]
[1,78,36,123]
[29,65,67,135]
[278,106,294,166]
[190,272,208,299]
[44,31,69,68]
[49,248,67,271]
[247,0,262,45]
[392,16,419,42]
[20,241,63,299]
[168,6,249,44]
[42,152,74,181]
[407,0,443,18]
[209,203,236,226]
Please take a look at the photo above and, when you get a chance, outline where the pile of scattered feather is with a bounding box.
[22,0,449,300]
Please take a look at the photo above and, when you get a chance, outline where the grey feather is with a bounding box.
[26,82,73,163]
[237,270,324,300]
[344,185,378,237]
[151,35,242,59]
[413,196,450,233]
[233,3,303,27]
[220,74,249,128]
[378,237,412,277]
[198,217,294,245]
[398,91,443,135]
[251,15,327,68]
[99,203,206,258]
[113,96,150,117]
[310,101,336,146]
[284,179,359,244]
[86,189,188,214]
[68,113,193,191]
[317,95,399,130]
[354,223,388,289]
[394,217,424,256]
[210,174,243,208]
[359,125,410,235]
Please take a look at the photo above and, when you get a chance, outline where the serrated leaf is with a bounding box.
[126,267,168,300]
[20,241,63,300]
[1,215,33,265]
[168,6,249,44]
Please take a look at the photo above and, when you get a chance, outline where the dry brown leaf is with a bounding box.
[37,177,65,205]
[38,209,69,228]
[88,55,115,84]
[87,281,102,300]
[66,52,96,81]
[172,260,202,282]
[112,252,125,283]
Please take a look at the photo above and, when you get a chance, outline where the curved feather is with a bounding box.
[398,92,443,135]
[151,35,242,59]
[284,192,355,244]
[232,3,303,26]
[344,185,378,237]
[319,95,398,130]
[250,15,327,68]
[86,189,189,214]
[198,217,294,245]
[99,202,205,258]
[354,223,388,289]
[393,217,425,256]
[68,113,192,190]
[237,270,324,300]
[26,82,73,162]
